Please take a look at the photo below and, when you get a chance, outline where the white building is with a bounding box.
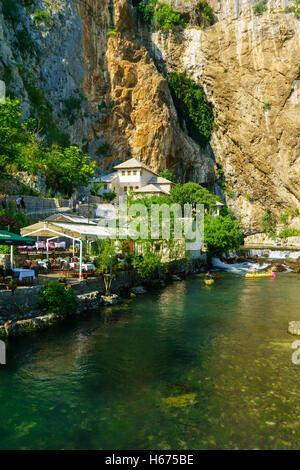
[92,158,175,198]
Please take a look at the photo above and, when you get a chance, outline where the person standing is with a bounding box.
[1,195,7,211]
[20,197,26,213]
[16,196,22,212]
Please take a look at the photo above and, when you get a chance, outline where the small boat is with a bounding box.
[245,273,272,279]
[204,278,214,286]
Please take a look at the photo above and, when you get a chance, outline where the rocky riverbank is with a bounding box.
[0,258,206,338]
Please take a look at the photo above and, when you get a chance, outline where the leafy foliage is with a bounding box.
[90,182,103,196]
[278,228,300,239]
[195,0,214,27]
[33,9,51,25]
[132,251,163,279]
[159,169,177,183]
[169,182,223,213]
[138,1,184,30]
[168,72,214,146]
[253,1,267,16]
[262,101,271,112]
[204,214,244,256]
[138,0,156,22]
[42,146,97,197]
[0,98,96,196]
[102,190,116,202]
[94,241,118,274]
[153,3,185,30]
[0,201,29,233]
[261,209,277,238]
[38,281,77,317]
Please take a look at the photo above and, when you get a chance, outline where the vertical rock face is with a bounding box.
[144,0,300,232]
[0,0,214,184]
[75,0,215,181]
[1,0,299,232]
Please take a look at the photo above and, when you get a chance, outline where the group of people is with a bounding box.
[1,195,26,213]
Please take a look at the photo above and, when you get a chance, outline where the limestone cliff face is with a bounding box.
[144,0,300,232]
[0,0,300,233]
[75,0,214,181]
[0,0,214,185]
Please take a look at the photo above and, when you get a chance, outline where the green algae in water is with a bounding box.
[161,394,197,409]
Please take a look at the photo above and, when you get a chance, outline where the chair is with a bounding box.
[62,263,70,278]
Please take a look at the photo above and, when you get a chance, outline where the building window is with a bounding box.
[104,184,107,190]
[124,186,128,191]
[130,186,133,191]
[155,243,161,252]
[121,171,125,176]
[135,186,139,189]
[127,171,131,175]
[133,170,137,175]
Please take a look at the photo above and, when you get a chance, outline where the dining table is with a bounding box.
[13,269,36,281]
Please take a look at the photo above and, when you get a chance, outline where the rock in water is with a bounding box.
[131,286,147,295]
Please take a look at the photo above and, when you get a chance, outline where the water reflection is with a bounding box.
[0,273,299,449]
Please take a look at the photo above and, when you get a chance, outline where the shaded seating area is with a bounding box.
[21,219,110,279]
[0,230,36,287]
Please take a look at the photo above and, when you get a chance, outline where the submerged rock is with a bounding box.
[269,264,287,273]
[171,275,182,282]
[131,286,147,295]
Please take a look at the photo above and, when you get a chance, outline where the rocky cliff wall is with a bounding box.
[0,0,299,233]
[142,0,300,232]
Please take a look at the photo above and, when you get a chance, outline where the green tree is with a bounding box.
[42,146,96,196]
[204,214,244,256]
[159,169,177,183]
[132,250,163,279]
[169,182,223,213]
[0,97,38,172]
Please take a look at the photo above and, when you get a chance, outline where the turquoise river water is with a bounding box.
[0,270,300,450]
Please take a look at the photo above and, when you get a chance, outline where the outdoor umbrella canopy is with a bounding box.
[0,230,35,246]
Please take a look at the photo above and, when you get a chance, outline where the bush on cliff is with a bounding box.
[153,3,185,30]
[38,282,77,317]
[168,72,214,147]
[138,1,185,30]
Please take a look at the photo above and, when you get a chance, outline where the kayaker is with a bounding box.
[205,272,212,280]
[252,268,257,275]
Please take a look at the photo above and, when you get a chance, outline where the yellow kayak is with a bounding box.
[245,273,272,279]
[204,279,214,285]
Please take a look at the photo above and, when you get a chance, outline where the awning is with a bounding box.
[0,230,35,246]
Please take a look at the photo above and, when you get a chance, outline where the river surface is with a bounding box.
[0,270,300,450]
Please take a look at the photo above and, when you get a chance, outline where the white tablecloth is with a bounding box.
[13,269,36,281]
[36,241,46,250]
[54,242,66,249]
[37,261,48,269]
[69,263,96,272]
